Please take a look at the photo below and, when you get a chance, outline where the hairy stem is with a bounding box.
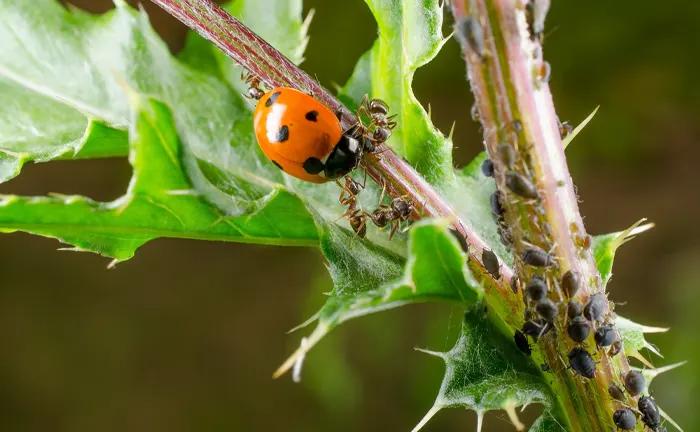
[450,0,634,430]
[150,0,516,299]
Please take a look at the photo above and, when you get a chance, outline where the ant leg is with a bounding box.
[377,179,388,206]
[389,221,399,240]
[336,179,350,205]
[359,170,368,190]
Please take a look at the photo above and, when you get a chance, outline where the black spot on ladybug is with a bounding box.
[265,91,281,107]
[302,157,325,175]
[305,110,319,122]
[275,125,290,143]
[271,160,283,170]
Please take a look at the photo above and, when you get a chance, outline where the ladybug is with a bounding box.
[252,86,364,183]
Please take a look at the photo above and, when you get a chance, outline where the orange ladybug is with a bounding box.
[252,87,363,183]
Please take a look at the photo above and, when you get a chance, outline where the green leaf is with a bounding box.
[616,316,669,368]
[363,0,455,187]
[593,218,653,286]
[274,219,483,377]
[0,96,317,262]
[0,2,133,182]
[411,303,568,432]
[0,0,324,253]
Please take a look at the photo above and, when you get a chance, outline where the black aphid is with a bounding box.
[521,319,551,341]
[482,248,500,279]
[562,270,581,298]
[522,245,554,267]
[497,143,515,169]
[511,120,523,133]
[608,384,625,402]
[594,325,617,348]
[481,158,495,177]
[506,171,539,199]
[498,225,513,247]
[514,330,531,356]
[638,396,661,430]
[613,409,637,431]
[567,299,582,317]
[541,363,550,372]
[525,277,548,301]
[568,346,596,379]
[567,316,591,343]
[535,298,558,322]
[583,293,607,321]
[624,370,646,396]
[526,0,551,40]
[449,228,470,254]
[490,191,505,218]
[455,17,485,59]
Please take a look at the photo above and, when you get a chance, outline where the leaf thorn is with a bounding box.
[411,405,442,432]
[562,105,600,149]
[415,347,446,359]
[503,400,525,431]
[287,311,321,334]
[273,324,328,379]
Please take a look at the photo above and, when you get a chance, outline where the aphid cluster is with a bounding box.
[608,371,666,431]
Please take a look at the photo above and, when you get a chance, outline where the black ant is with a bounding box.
[367,184,415,239]
[335,176,367,238]
[242,72,265,100]
[352,95,398,150]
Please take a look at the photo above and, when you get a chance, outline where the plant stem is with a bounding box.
[150,0,516,300]
[450,0,634,430]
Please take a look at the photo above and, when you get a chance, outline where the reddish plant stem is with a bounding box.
[451,0,634,430]
[150,0,516,298]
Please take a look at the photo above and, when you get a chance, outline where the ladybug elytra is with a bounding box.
[252,87,363,183]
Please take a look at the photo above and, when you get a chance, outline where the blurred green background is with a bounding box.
[0,0,698,430]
